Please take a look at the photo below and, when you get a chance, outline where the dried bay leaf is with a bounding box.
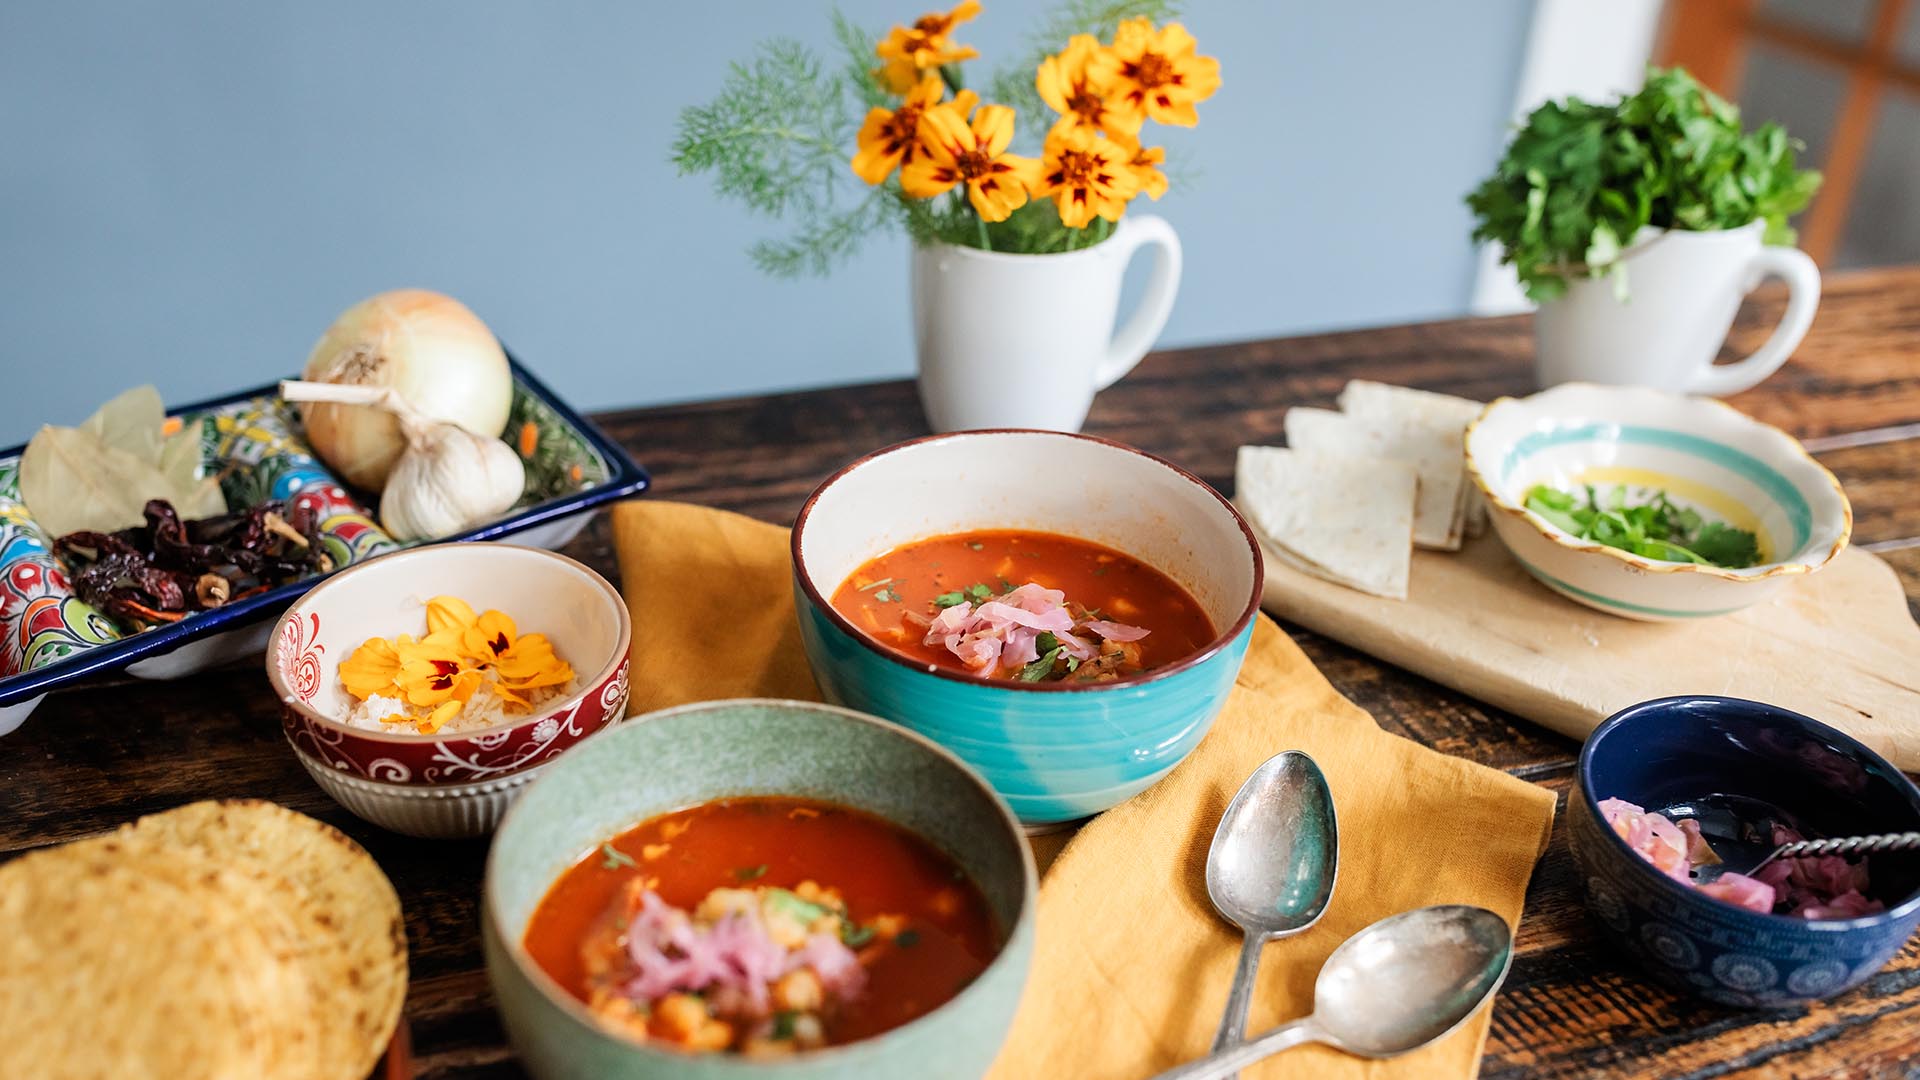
[80,385,166,463]
[19,426,174,538]
[19,389,226,540]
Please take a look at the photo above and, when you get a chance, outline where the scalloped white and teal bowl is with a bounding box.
[484,698,1037,1080]
[1465,383,1852,621]
[791,430,1264,830]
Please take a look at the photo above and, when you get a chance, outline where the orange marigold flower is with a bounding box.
[1086,19,1220,135]
[875,1,981,73]
[1035,124,1139,228]
[902,102,1041,223]
[1036,35,1121,134]
[852,77,977,185]
[1111,134,1168,201]
[338,637,401,701]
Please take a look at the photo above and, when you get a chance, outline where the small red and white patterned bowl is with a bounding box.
[268,543,631,837]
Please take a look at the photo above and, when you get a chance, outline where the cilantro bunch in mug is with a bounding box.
[1467,67,1821,301]
[673,2,1218,272]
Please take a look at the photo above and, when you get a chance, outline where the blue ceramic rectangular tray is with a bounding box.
[0,352,647,729]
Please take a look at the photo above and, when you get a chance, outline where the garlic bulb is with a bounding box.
[280,381,525,542]
[379,420,526,542]
[298,289,513,492]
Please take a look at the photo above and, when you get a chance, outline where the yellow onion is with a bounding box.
[298,289,513,491]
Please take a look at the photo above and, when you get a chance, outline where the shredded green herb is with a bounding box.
[856,578,896,592]
[896,928,922,948]
[599,843,636,870]
[934,582,997,609]
[1018,646,1065,681]
[1524,484,1761,568]
[873,587,902,603]
[772,1011,799,1039]
[840,922,878,948]
[734,863,769,881]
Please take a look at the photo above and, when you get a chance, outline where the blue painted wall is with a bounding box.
[0,2,1533,442]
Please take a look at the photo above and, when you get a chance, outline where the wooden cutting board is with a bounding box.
[1260,535,1920,771]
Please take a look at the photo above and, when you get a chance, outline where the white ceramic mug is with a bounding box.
[910,214,1182,432]
[1532,220,1820,396]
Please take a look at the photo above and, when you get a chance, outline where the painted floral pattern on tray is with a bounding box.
[0,460,123,678]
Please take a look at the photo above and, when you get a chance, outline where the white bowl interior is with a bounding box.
[797,432,1257,634]
[1469,386,1848,571]
[280,545,624,725]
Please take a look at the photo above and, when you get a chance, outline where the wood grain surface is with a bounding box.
[4,267,1919,1078]
[1260,540,1920,773]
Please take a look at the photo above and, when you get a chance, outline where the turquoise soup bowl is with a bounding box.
[791,430,1264,829]
[484,698,1036,1080]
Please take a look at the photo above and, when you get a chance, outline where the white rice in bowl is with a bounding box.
[337,672,580,736]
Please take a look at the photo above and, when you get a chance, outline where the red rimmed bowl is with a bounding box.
[268,543,631,837]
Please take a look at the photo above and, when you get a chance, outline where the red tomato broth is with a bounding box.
[523,797,999,1049]
[828,529,1217,680]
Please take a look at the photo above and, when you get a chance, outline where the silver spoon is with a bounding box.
[1694,830,1920,885]
[1205,750,1338,1077]
[1152,905,1514,1080]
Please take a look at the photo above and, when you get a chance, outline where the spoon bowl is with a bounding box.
[1207,750,1339,935]
[1312,905,1515,1056]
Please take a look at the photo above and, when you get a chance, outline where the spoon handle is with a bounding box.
[1750,831,1920,877]
[1150,1018,1322,1080]
[1208,934,1265,1074]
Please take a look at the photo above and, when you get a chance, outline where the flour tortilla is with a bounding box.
[1284,407,1464,550]
[1236,445,1417,600]
[1337,380,1489,538]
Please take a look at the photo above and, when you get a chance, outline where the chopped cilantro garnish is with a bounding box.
[874,587,902,603]
[772,1011,799,1039]
[896,928,921,948]
[1523,484,1761,568]
[966,583,992,601]
[934,590,967,609]
[734,863,769,881]
[1034,631,1059,654]
[599,843,636,870]
[1018,646,1065,681]
[840,922,878,948]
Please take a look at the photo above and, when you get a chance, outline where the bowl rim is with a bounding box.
[267,542,632,747]
[790,428,1266,693]
[482,696,1041,1066]
[1463,383,1853,583]
[1576,694,1920,929]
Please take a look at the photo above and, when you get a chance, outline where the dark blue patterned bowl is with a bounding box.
[1571,696,1920,1008]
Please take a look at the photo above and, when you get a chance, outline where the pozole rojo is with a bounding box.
[523,796,998,1057]
[827,529,1215,684]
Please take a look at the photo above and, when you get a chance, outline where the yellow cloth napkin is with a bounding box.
[610,500,1558,1080]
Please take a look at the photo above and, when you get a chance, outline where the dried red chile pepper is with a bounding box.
[54,499,330,627]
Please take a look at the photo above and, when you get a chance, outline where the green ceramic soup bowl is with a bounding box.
[483,698,1037,1080]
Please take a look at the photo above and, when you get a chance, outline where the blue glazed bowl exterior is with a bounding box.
[1571,696,1920,1007]
[796,587,1254,826]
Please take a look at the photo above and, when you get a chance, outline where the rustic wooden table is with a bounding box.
[6,268,1919,1078]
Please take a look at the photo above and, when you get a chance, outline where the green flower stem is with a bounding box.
[976,214,992,252]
